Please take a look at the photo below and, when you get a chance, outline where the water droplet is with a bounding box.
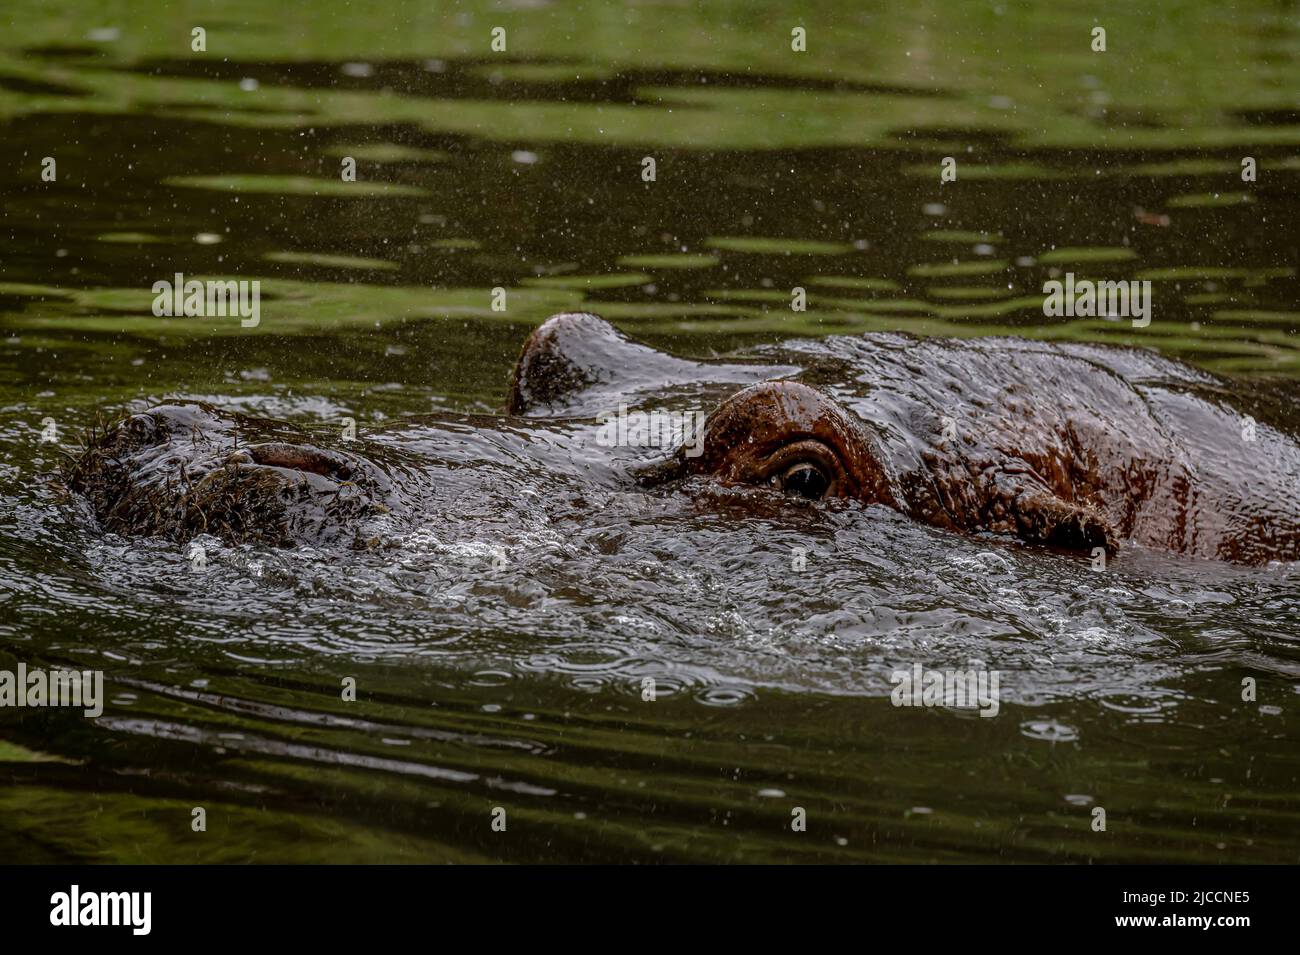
[1020,719,1079,742]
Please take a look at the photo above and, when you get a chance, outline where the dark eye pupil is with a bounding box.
[782,463,828,499]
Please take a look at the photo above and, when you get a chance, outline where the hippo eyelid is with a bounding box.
[672,380,900,508]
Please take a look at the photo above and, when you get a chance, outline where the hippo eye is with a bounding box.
[777,462,830,500]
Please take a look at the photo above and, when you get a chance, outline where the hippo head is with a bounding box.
[64,308,1299,568]
[66,311,906,550]
[508,312,901,510]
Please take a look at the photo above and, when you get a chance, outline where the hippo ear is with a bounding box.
[506,312,797,417]
[1010,488,1119,557]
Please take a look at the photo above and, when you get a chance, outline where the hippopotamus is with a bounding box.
[65,312,1300,566]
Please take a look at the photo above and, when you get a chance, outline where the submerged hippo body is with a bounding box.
[67,313,1300,565]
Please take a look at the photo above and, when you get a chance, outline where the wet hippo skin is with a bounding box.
[67,312,1300,565]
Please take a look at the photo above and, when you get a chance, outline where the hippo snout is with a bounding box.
[66,401,394,547]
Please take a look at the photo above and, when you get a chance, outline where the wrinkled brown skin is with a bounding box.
[682,379,1120,555]
[69,311,1300,564]
[510,313,1300,565]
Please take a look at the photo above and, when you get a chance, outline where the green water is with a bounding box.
[0,1,1298,863]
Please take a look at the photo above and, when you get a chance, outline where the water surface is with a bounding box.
[1,0,1298,862]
